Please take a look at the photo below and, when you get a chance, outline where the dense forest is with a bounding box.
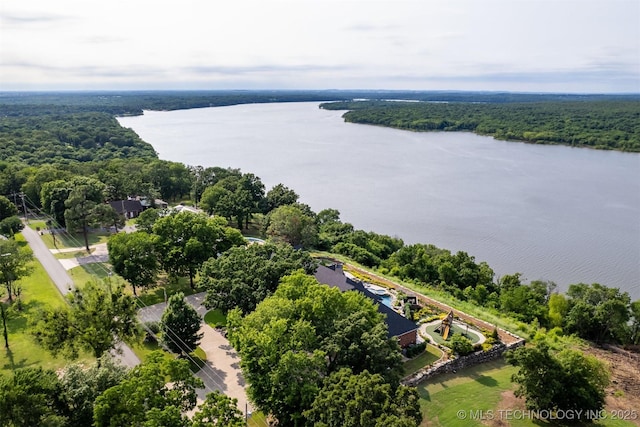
[321,99,640,151]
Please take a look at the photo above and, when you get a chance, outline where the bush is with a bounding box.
[447,333,474,356]
[405,342,427,358]
[143,321,160,344]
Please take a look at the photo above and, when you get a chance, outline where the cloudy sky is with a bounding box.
[1,0,638,92]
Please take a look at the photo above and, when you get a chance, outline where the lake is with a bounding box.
[118,102,640,299]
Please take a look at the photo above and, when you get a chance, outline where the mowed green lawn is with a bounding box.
[417,359,636,427]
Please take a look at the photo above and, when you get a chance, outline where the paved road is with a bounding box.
[138,293,253,416]
[21,224,75,295]
[21,223,140,368]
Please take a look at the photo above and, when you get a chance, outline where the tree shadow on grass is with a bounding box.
[1,348,29,371]
[474,374,498,387]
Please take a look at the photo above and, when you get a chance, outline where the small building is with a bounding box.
[314,264,418,348]
[109,199,144,219]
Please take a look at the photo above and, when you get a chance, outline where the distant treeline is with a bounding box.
[2,91,640,167]
[321,100,640,152]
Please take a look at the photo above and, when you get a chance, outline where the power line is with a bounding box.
[20,196,235,400]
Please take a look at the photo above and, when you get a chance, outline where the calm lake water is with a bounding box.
[118,102,640,299]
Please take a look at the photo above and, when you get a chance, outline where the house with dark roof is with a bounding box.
[314,264,418,348]
[109,199,144,219]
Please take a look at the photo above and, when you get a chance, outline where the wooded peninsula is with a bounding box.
[320,98,640,152]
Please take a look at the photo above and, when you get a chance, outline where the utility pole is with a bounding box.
[1,303,8,349]
[19,192,27,223]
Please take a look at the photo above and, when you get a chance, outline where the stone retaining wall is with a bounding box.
[402,339,525,387]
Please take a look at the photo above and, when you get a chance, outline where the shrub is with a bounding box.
[143,321,160,344]
[447,333,474,356]
[405,342,427,358]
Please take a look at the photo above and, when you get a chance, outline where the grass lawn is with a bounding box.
[204,309,227,328]
[30,222,111,250]
[247,411,269,427]
[1,242,92,376]
[68,262,113,287]
[404,344,443,376]
[127,339,164,364]
[417,359,637,427]
[136,277,198,306]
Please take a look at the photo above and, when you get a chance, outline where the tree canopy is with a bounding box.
[93,352,203,427]
[227,272,403,425]
[152,212,245,288]
[160,292,203,355]
[321,100,640,152]
[200,242,316,314]
[108,231,159,296]
[304,368,422,427]
[506,342,609,418]
[32,280,141,359]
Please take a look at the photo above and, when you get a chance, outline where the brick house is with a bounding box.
[314,264,418,348]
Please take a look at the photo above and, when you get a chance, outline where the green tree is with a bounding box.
[108,231,159,296]
[63,177,107,251]
[33,280,141,360]
[161,292,203,354]
[228,272,403,425]
[93,352,203,427]
[265,183,299,212]
[548,293,569,328]
[40,179,72,227]
[565,283,631,343]
[0,216,23,237]
[506,342,609,418]
[0,367,67,427]
[0,195,18,220]
[265,204,317,248]
[304,368,422,427]
[447,333,474,356]
[60,355,128,426]
[153,212,245,288]
[200,242,316,313]
[0,239,33,303]
[199,185,233,217]
[136,207,160,233]
[143,160,192,202]
[192,391,245,427]
[499,280,552,324]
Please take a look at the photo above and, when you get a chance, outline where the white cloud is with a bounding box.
[0,0,638,91]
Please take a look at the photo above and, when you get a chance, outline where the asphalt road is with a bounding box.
[21,223,140,367]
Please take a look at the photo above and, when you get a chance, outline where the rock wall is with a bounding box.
[402,339,525,387]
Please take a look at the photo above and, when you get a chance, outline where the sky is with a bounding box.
[1,0,639,93]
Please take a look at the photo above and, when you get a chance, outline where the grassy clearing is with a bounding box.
[404,344,443,376]
[204,309,227,328]
[417,359,637,427]
[418,359,517,427]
